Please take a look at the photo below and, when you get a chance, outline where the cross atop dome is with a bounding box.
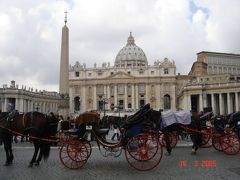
[127,32,135,45]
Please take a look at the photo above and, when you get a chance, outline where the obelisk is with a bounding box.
[59,11,69,119]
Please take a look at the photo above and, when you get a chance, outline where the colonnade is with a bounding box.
[184,91,240,115]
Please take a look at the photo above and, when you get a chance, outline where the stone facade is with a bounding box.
[69,33,177,114]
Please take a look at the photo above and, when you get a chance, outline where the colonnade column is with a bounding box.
[235,92,239,111]
[203,93,207,109]
[219,93,223,115]
[199,94,203,112]
[227,93,231,114]
[43,102,46,113]
[4,98,7,111]
[211,94,215,114]
[19,99,24,113]
[15,98,19,111]
[107,85,110,110]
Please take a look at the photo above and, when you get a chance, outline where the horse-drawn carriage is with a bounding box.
[209,112,240,155]
[59,104,163,171]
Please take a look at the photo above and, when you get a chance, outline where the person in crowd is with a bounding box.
[111,125,120,141]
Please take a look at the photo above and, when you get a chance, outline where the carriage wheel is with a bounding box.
[125,133,163,171]
[221,135,240,155]
[59,140,89,169]
[212,135,223,152]
[80,139,92,159]
[159,132,177,148]
[201,129,212,148]
[67,140,92,162]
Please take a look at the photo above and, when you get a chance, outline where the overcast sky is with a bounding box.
[0,0,239,92]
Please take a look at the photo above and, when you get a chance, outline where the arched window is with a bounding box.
[163,94,171,110]
[74,96,80,111]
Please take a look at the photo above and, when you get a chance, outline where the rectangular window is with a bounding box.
[164,68,169,74]
[151,71,154,75]
[88,73,92,77]
[75,71,79,77]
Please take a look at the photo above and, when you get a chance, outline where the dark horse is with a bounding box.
[0,111,58,166]
[163,111,203,155]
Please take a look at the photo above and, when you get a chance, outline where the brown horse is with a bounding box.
[0,111,58,166]
[74,111,101,139]
[75,111,100,126]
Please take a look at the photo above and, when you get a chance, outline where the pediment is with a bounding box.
[108,71,134,79]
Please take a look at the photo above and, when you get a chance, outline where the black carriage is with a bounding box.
[59,104,163,171]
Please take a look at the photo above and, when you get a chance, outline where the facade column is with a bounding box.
[114,85,117,106]
[171,84,176,111]
[235,92,239,111]
[211,94,215,114]
[93,86,97,110]
[81,86,86,112]
[145,84,149,104]
[131,84,135,111]
[219,93,223,115]
[227,93,231,114]
[104,85,107,98]
[124,84,128,111]
[135,84,139,110]
[156,84,161,109]
[199,94,203,112]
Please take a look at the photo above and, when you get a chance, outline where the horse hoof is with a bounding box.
[3,162,11,166]
[28,164,33,168]
[35,162,40,166]
[165,152,171,156]
[191,151,197,155]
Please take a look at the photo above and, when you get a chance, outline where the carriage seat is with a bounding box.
[95,128,109,135]
[125,103,151,125]
[63,128,79,135]
[229,111,240,125]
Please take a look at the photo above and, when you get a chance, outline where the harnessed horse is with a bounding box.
[0,111,58,166]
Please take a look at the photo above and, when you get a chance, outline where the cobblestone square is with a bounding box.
[0,143,239,180]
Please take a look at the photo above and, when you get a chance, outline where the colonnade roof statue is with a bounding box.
[114,32,148,67]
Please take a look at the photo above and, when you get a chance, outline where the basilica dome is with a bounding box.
[114,33,148,67]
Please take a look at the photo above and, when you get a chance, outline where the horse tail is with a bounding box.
[42,143,51,161]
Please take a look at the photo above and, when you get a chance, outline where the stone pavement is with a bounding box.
[0,140,240,180]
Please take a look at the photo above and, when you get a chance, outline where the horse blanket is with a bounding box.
[161,111,192,129]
